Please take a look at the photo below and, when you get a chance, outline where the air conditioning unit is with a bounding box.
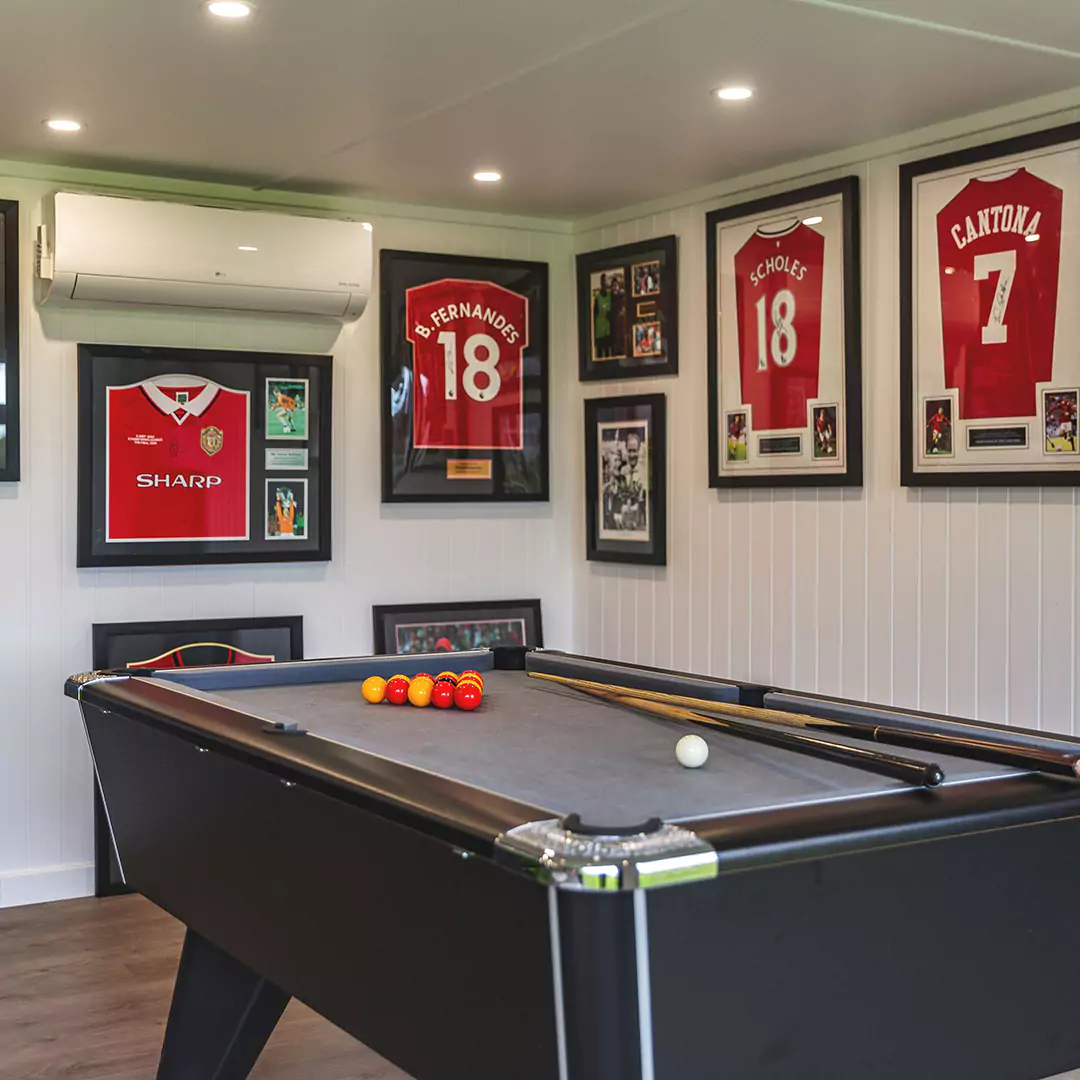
[37,192,371,321]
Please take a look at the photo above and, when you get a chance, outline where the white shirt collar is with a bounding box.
[141,375,221,422]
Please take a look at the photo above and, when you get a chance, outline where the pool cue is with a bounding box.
[551,680,944,787]
[530,671,1080,780]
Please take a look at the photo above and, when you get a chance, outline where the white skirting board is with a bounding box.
[0,863,94,908]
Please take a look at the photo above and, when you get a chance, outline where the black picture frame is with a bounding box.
[585,393,667,566]
[900,122,1080,486]
[380,249,549,503]
[706,176,862,488]
[372,599,543,655]
[77,344,333,567]
[0,200,20,482]
[90,614,304,896]
[576,235,678,380]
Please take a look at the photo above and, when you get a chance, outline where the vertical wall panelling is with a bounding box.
[0,172,575,906]
[572,106,1080,738]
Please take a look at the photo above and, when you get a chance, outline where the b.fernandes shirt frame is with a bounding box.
[706,176,863,489]
[901,121,1080,486]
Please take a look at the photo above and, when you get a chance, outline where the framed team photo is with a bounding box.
[265,378,308,439]
[577,236,678,381]
[372,599,543,655]
[0,200,20,482]
[585,393,667,565]
[77,344,332,567]
[901,122,1080,485]
[707,177,862,488]
[380,249,549,503]
[90,615,303,896]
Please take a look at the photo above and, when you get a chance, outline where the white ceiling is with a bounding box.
[1,0,1078,218]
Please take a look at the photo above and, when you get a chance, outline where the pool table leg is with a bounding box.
[157,928,291,1080]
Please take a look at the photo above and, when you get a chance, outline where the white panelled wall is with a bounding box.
[572,102,1080,742]
[0,171,577,906]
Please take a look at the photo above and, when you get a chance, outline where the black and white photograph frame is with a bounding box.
[707,177,862,488]
[380,249,550,503]
[90,614,304,896]
[77,344,332,567]
[900,122,1080,486]
[0,199,20,482]
[577,236,678,381]
[372,598,543,655]
[585,393,667,566]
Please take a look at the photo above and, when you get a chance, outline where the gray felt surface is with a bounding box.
[200,670,1023,825]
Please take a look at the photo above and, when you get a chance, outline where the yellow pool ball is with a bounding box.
[361,676,387,704]
[408,679,434,708]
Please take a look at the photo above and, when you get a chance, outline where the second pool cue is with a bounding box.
[564,681,945,788]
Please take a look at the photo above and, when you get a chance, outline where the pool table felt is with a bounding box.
[199,670,1021,826]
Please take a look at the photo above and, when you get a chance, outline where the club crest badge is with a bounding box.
[200,426,224,457]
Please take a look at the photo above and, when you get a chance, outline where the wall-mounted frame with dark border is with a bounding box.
[707,177,862,488]
[576,235,678,381]
[585,393,667,566]
[0,200,20,482]
[90,615,304,896]
[380,249,549,503]
[372,599,543,655]
[77,344,332,567]
[900,122,1080,486]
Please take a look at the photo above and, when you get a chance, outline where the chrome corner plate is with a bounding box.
[497,819,718,892]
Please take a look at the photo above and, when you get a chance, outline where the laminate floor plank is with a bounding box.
[0,895,407,1080]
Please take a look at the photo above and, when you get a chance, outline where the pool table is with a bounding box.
[67,649,1080,1080]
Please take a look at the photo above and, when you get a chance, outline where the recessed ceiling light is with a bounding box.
[473,170,502,183]
[205,1,254,19]
[803,215,823,226]
[362,222,373,232]
[44,118,83,133]
[715,86,753,102]
[238,245,258,251]
[1026,233,1040,243]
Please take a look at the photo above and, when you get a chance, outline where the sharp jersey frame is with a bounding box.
[0,199,20,483]
[706,176,863,489]
[900,121,1080,487]
[77,344,333,566]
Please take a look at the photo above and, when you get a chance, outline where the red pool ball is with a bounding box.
[385,676,411,706]
[461,669,484,688]
[454,682,483,711]
[431,681,456,709]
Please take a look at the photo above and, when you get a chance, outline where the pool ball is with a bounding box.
[461,669,484,688]
[408,679,434,707]
[435,671,459,685]
[457,675,483,690]
[431,681,456,709]
[454,682,483,711]
[676,734,709,769]
[361,676,387,704]
[413,673,434,686]
[385,675,411,706]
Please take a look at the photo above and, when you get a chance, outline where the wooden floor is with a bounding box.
[0,894,408,1079]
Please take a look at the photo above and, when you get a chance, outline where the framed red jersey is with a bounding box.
[707,177,862,488]
[902,122,1080,486]
[78,345,333,566]
[381,250,549,503]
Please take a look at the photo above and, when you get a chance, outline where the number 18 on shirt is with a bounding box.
[406,278,527,451]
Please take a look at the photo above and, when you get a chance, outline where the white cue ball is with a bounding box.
[676,734,709,769]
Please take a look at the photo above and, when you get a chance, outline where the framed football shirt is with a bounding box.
[902,122,1080,485]
[707,176,863,488]
[380,250,549,502]
[78,345,333,566]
